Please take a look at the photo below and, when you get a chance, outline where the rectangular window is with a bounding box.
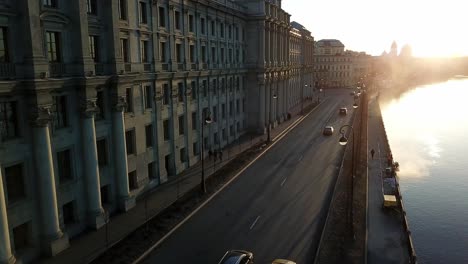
[229,101,233,117]
[178,115,184,135]
[163,84,170,105]
[211,21,215,36]
[100,185,110,204]
[189,44,195,63]
[0,27,9,62]
[13,222,30,251]
[188,15,194,32]
[87,0,97,14]
[200,18,206,34]
[191,81,197,100]
[214,132,219,144]
[229,49,232,63]
[174,11,181,30]
[125,129,136,155]
[53,95,68,129]
[212,79,217,95]
[119,0,127,20]
[139,1,147,24]
[230,125,234,136]
[147,162,156,180]
[57,149,73,183]
[221,103,225,119]
[43,0,57,8]
[128,171,138,190]
[192,142,199,156]
[236,49,239,63]
[163,119,170,140]
[236,99,240,114]
[222,128,226,140]
[141,40,149,63]
[158,7,166,27]
[202,80,207,97]
[46,31,61,62]
[213,106,217,122]
[211,47,216,63]
[220,48,224,63]
[164,154,171,176]
[201,45,206,63]
[89,35,99,62]
[191,112,197,130]
[176,43,182,63]
[180,147,186,162]
[178,83,184,102]
[125,88,133,112]
[235,26,239,40]
[220,23,224,38]
[5,163,25,203]
[95,90,105,120]
[0,101,19,140]
[121,38,129,63]
[144,85,152,109]
[160,41,167,62]
[62,201,76,225]
[237,121,240,132]
[145,124,153,148]
[228,25,232,39]
[96,139,108,166]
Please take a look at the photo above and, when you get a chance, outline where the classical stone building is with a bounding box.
[313,39,372,89]
[0,0,312,262]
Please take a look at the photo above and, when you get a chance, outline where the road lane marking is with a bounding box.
[249,216,261,230]
[280,177,287,187]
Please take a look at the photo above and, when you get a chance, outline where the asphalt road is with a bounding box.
[143,89,356,264]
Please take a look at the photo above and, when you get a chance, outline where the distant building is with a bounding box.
[313,39,372,89]
[0,0,312,263]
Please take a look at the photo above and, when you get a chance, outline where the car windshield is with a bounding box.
[221,256,241,264]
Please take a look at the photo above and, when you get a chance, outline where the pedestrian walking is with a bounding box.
[371,148,375,159]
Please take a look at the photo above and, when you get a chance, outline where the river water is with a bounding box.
[379,78,468,264]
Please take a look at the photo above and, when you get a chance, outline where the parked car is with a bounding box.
[272,259,297,264]
[323,126,334,136]
[218,250,254,264]
[339,107,347,115]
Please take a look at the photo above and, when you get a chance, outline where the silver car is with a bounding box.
[218,250,254,264]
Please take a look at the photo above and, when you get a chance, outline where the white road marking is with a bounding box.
[280,177,287,187]
[250,216,261,230]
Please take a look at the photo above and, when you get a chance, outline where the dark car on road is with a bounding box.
[218,250,254,264]
[323,126,334,136]
[339,107,347,115]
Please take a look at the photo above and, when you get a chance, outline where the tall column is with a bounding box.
[265,78,271,129]
[31,107,69,256]
[0,167,15,264]
[265,23,270,66]
[112,96,135,212]
[81,99,105,229]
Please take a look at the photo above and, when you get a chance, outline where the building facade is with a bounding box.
[0,0,311,263]
[313,39,372,89]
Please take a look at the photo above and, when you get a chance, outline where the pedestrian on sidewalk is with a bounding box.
[208,149,213,160]
[371,148,375,159]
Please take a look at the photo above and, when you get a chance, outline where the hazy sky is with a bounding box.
[282,0,468,57]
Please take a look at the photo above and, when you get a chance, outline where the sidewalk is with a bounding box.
[40,98,318,264]
[367,95,410,263]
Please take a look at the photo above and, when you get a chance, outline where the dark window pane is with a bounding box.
[5,163,25,203]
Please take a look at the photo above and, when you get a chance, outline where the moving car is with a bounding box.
[218,250,254,264]
[323,126,334,136]
[339,107,347,115]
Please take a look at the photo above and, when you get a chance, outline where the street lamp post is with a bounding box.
[339,123,356,240]
[267,91,278,142]
[302,84,306,114]
[200,113,212,194]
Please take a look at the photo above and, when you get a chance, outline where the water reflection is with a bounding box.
[379,78,468,263]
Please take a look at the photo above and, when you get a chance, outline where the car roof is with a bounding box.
[272,259,297,264]
[325,126,333,129]
[219,250,253,264]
